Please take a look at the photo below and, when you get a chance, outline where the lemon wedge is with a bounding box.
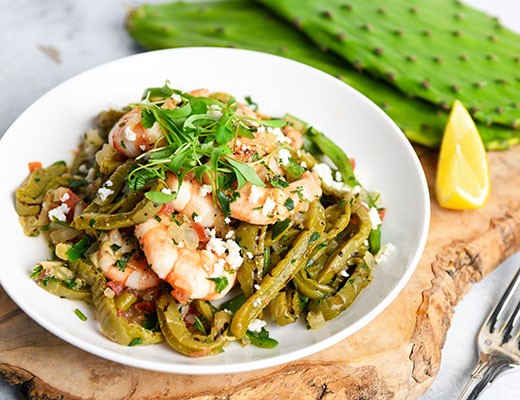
[435,100,490,209]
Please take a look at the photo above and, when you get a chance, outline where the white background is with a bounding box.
[0,0,519,398]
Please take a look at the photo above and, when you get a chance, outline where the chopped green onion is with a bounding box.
[74,308,88,321]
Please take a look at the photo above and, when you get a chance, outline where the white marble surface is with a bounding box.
[1,0,519,398]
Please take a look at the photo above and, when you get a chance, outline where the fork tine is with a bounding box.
[501,299,520,344]
[486,267,520,333]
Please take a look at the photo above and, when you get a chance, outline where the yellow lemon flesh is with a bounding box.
[435,100,490,210]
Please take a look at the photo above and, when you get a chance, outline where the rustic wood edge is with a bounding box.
[409,206,520,397]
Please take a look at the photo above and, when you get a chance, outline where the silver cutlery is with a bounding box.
[458,267,520,399]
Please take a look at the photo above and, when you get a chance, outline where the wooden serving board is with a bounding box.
[2,145,520,400]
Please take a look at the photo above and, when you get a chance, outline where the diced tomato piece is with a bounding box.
[378,208,386,221]
[107,280,124,296]
[191,221,208,243]
[28,161,42,172]
[135,301,155,313]
[159,202,176,218]
[349,158,356,170]
[63,190,81,209]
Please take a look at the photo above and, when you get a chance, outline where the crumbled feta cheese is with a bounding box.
[363,239,369,246]
[205,231,243,269]
[105,180,113,187]
[225,239,243,269]
[124,126,137,141]
[97,187,114,202]
[205,228,216,238]
[248,319,267,332]
[199,184,212,197]
[207,237,227,256]
[340,270,350,278]
[262,196,276,216]
[139,145,146,151]
[78,164,87,174]
[193,215,202,223]
[48,203,70,222]
[161,187,172,195]
[253,299,262,307]
[335,171,343,182]
[224,217,231,224]
[312,163,351,193]
[249,185,261,203]
[277,148,291,166]
[210,259,226,278]
[351,185,361,195]
[240,144,249,152]
[225,230,235,239]
[375,243,396,264]
[207,104,222,118]
[59,192,70,202]
[254,284,261,291]
[368,207,382,229]
[300,161,307,169]
[267,126,290,144]
[246,251,254,259]
[170,93,182,103]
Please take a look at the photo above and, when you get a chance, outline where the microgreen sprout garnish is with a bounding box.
[193,316,207,334]
[30,265,43,279]
[244,95,258,111]
[126,83,286,210]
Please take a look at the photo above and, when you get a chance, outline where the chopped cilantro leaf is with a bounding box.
[272,219,291,240]
[110,243,121,253]
[283,197,295,211]
[269,176,289,188]
[309,232,321,243]
[129,337,143,346]
[66,236,95,261]
[246,327,278,348]
[207,276,229,293]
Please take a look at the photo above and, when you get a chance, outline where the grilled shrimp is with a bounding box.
[161,173,224,230]
[230,171,322,225]
[90,229,162,290]
[282,125,303,149]
[108,107,164,158]
[134,218,241,304]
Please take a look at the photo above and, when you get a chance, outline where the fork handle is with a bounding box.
[457,354,514,400]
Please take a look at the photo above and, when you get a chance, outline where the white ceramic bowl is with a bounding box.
[0,48,429,374]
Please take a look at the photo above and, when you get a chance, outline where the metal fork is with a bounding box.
[458,267,520,399]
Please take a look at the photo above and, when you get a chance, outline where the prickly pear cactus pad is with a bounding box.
[259,0,520,129]
[126,0,516,149]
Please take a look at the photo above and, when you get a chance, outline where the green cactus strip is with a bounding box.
[126,0,515,149]
[259,0,520,129]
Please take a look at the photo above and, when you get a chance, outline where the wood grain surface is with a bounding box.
[2,146,520,400]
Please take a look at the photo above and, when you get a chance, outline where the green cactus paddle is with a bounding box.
[259,0,520,129]
[127,0,516,149]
